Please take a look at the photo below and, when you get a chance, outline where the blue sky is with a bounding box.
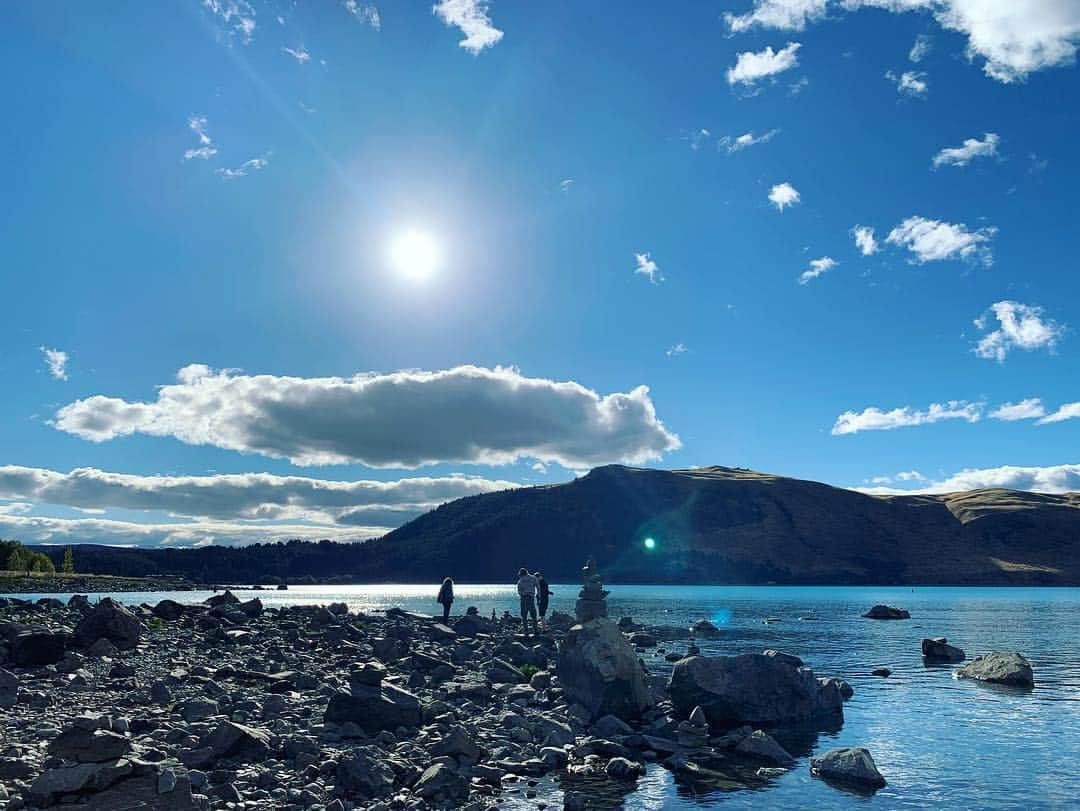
[2,0,1079,547]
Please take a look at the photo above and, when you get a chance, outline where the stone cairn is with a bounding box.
[575,555,609,623]
[676,705,709,748]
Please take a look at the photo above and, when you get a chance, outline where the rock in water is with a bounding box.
[862,605,910,620]
[74,598,142,650]
[557,619,653,721]
[955,651,1034,687]
[324,683,422,732]
[668,653,844,727]
[810,747,886,789]
[922,637,965,662]
[736,730,795,765]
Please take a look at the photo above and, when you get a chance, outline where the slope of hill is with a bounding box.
[28,465,1080,585]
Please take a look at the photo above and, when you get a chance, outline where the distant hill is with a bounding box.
[30,465,1080,585]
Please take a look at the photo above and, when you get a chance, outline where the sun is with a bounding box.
[389,228,441,282]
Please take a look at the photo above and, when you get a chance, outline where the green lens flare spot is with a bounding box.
[643,537,656,550]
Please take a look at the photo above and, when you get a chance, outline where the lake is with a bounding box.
[6,584,1078,809]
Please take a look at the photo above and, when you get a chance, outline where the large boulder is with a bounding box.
[862,605,910,620]
[922,637,965,662]
[205,721,270,761]
[955,651,1034,687]
[26,759,134,806]
[74,598,142,651]
[336,748,396,799]
[48,728,132,763]
[414,762,468,803]
[10,630,67,667]
[669,653,844,728]
[0,668,17,707]
[325,683,422,733]
[152,600,185,621]
[557,619,653,721]
[810,747,886,789]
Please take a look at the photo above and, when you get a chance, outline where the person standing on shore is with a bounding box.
[516,567,539,635]
[535,571,551,630]
[436,576,454,624]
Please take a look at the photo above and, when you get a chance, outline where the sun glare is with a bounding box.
[389,228,441,282]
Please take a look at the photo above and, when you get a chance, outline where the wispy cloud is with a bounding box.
[832,400,982,435]
[851,225,879,255]
[768,181,801,211]
[885,216,996,265]
[40,347,69,381]
[666,342,689,357]
[282,46,311,64]
[727,42,802,86]
[720,129,781,153]
[433,0,503,54]
[932,132,999,168]
[799,256,837,284]
[217,155,270,180]
[634,252,663,284]
[183,115,217,161]
[559,179,574,193]
[202,0,256,43]
[974,301,1064,362]
[908,33,932,62]
[343,0,381,29]
[885,69,928,97]
[989,398,1046,421]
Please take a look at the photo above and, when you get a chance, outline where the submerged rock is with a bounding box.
[955,651,1034,687]
[668,653,844,727]
[557,619,653,721]
[735,729,795,766]
[922,637,965,662]
[810,747,886,789]
[862,605,910,620]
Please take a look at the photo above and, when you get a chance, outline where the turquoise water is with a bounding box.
[7,584,1079,809]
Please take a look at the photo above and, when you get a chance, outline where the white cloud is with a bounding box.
[768,181,801,211]
[720,129,781,153]
[217,155,270,180]
[282,46,311,63]
[731,1,1080,83]
[856,462,1080,496]
[989,398,1046,420]
[40,347,69,381]
[343,1,381,29]
[896,470,927,481]
[932,132,1000,168]
[559,179,574,192]
[885,215,996,265]
[909,33,933,61]
[832,400,982,434]
[53,364,681,469]
[885,69,929,96]
[726,0,829,31]
[202,0,256,43]
[433,0,503,54]
[634,252,663,284]
[1039,403,1080,425]
[184,116,217,161]
[666,342,689,357]
[0,465,516,527]
[799,256,838,284]
[974,300,1064,362]
[852,225,879,255]
[727,42,802,85]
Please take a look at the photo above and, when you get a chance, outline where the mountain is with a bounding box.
[30,465,1080,585]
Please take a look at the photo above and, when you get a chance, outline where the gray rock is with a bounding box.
[27,759,134,805]
[922,637,966,662]
[605,757,645,780]
[430,726,481,760]
[955,651,1034,687]
[180,698,220,722]
[557,619,653,721]
[11,630,67,667]
[324,683,422,733]
[75,598,142,650]
[862,605,910,620]
[810,747,886,788]
[594,714,633,738]
[735,730,794,765]
[48,728,131,763]
[690,619,721,638]
[0,667,17,707]
[336,749,396,799]
[668,654,844,727]
[413,762,468,802]
[152,600,185,621]
[762,649,804,668]
[206,721,270,761]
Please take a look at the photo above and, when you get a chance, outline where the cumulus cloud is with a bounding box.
[433,0,503,54]
[727,42,802,85]
[885,69,929,96]
[885,215,996,265]
[768,181,801,211]
[40,347,69,381]
[799,256,838,284]
[726,1,1080,83]
[217,155,270,180]
[720,129,781,153]
[989,398,1046,421]
[852,225,879,255]
[832,400,982,434]
[0,465,516,527]
[909,33,933,61]
[932,132,1000,168]
[53,365,681,469]
[184,116,217,161]
[634,252,663,284]
[1039,403,1080,425]
[343,0,381,28]
[973,300,1064,362]
[856,462,1080,496]
[202,0,256,43]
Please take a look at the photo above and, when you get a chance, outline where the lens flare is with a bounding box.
[644,537,656,550]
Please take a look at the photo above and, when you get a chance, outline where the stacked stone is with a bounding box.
[676,706,709,748]
[575,556,609,623]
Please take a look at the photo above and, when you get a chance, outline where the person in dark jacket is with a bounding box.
[436,576,454,623]
[534,571,552,629]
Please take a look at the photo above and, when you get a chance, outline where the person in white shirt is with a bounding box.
[516,567,539,635]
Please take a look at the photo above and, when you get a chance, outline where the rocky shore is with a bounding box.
[12,583,1040,808]
[0,575,198,595]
